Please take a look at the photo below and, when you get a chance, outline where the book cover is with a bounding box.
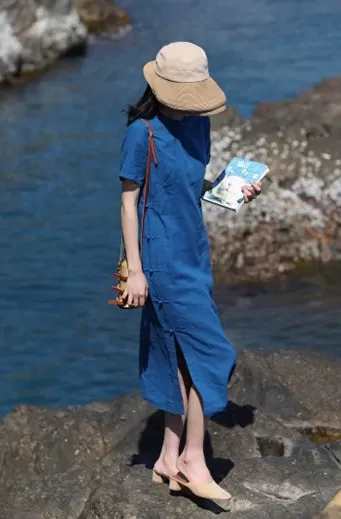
[202,157,269,212]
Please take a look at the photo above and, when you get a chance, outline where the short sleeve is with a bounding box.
[119,119,149,185]
[203,116,211,166]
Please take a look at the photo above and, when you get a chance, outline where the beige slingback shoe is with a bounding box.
[169,471,232,507]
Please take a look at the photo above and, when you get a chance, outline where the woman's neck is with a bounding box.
[159,106,185,121]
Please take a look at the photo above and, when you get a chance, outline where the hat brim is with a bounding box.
[143,61,227,116]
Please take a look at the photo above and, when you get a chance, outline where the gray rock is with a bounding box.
[0,0,132,84]
[0,0,87,83]
[0,349,341,518]
[205,77,341,283]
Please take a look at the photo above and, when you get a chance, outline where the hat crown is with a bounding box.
[154,42,209,83]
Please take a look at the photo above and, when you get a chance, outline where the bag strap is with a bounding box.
[140,119,158,249]
[119,118,158,263]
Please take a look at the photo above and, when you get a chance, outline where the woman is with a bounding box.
[119,42,262,503]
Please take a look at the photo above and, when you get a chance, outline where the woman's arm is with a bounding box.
[121,179,148,307]
[121,180,142,274]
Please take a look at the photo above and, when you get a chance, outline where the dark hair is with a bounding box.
[126,85,159,126]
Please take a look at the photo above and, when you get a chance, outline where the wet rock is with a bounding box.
[205,77,341,283]
[0,349,340,518]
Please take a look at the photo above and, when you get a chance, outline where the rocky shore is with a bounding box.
[0,0,130,84]
[206,77,341,284]
[1,0,341,284]
[0,349,340,518]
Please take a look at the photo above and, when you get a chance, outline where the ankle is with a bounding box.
[180,448,205,465]
[158,447,179,466]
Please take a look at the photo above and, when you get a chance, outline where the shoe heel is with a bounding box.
[152,470,164,484]
[169,478,182,492]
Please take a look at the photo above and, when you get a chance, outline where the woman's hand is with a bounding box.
[201,179,213,196]
[122,270,149,308]
[241,181,262,203]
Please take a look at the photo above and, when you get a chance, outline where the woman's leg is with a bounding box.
[177,385,212,483]
[154,346,191,476]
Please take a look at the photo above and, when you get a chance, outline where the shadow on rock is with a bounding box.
[212,401,256,429]
[170,490,232,515]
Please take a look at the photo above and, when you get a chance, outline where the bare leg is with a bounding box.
[154,347,191,476]
[177,385,212,483]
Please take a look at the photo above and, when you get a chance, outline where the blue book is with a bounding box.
[202,157,269,212]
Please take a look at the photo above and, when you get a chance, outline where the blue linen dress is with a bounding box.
[119,113,236,416]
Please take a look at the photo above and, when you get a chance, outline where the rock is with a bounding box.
[0,0,87,84]
[0,349,340,518]
[205,77,341,283]
[73,0,131,35]
[253,77,341,134]
[0,0,131,85]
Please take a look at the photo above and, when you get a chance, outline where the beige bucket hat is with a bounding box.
[143,42,227,116]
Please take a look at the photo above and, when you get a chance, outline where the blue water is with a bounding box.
[1,0,341,417]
